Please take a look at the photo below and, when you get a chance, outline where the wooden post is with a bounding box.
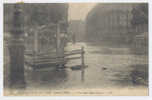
[8,4,26,89]
[81,46,85,82]
[56,22,64,68]
[56,23,61,56]
[34,30,38,54]
[33,30,38,66]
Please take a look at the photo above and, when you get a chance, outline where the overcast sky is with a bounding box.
[68,3,97,21]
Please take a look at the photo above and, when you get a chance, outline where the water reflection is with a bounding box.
[24,42,148,89]
[25,68,68,89]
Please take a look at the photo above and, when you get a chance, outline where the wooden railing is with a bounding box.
[25,46,86,81]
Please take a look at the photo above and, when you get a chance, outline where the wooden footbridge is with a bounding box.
[25,47,86,69]
[25,47,87,82]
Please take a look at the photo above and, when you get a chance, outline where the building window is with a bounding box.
[119,14,127,26]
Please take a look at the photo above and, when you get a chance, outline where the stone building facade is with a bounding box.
[86,4,136,44]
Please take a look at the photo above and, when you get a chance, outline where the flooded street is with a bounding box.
[4,3,148,96]
[25,42,148,90]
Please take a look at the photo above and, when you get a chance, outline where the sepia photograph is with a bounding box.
[3,3,148,96]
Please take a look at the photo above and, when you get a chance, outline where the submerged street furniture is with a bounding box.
[24,22,87,82]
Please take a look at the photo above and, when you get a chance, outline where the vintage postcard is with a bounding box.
[3,3,148,96]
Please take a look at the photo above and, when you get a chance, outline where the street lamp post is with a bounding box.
[8,4,26,89]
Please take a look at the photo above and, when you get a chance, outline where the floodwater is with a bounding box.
[25,42,148,90]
